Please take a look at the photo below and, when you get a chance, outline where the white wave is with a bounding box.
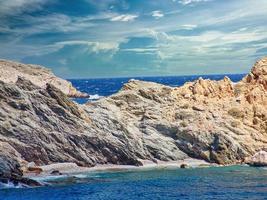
[73,174,88,179]
[31,175,68,182]
[73,174,100,178]
[0,180,25,189]
[89,94,103,100]
[30,173,99,184]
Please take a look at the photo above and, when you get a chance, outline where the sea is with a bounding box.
[1,166,267,200]
[2,74,267,200]
[69,74,245,104]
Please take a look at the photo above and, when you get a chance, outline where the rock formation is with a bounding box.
[246,151,267,167]
[0,57,266,185]
[0,59,88,98]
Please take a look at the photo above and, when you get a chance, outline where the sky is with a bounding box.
[0,0,267,78]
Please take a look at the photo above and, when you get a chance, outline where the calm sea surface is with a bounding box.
[1,166,267,200]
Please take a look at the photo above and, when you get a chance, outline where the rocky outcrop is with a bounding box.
[0,56,267,185]
[0,142,41,187]
[0,75,144,184]
[0,59,88,98]
[0,77,141,167]
[246,151,267,167]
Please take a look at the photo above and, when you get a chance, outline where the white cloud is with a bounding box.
[0,0,49,16]
[85,0,129,11]
[179,0,211,5]
[121,48,157,54]
[180,24,198,30]
[1,0,267,76]
[0,39,121,61]
[110,14,138,22]
[147,30,172,42]
[145,27,267,61]
[89,42,119,53]
[55,40,119,53]
[151,10,164,19]
[0,13,97,35]
[203,4,267,26]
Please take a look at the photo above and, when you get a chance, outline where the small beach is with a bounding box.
[23,158,212,182]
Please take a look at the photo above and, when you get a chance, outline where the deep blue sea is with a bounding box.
[1,166,267,200]
[69,74,245,104]
[3,74,265,200]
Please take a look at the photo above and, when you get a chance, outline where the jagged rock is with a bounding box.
[246,151,267,167]
[0,59,88,98]
[180,163,189,168]
[0,56,267,186]
[185,76,234,98]
[192,105,205,111]
[84,57,267,165]
[0,142,41,186]
[50,170,62,175]
[27,166,43,174]
[0,78,142,170]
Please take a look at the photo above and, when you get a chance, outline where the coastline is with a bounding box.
[20,159,264,188]
[24,158,214,183]
[0,57,267,190]
[2,164,266,200]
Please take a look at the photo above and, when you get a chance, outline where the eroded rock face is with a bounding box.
[0,57,267,184]
[0,77,141,169]
[0,76,147,184]
[0,60,88,98]
[0,142,22,179]
[84,57,267,165]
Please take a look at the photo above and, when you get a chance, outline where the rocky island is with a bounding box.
[0,57,266,186]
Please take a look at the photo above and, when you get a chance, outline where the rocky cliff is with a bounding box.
[0,57,266,184]
[0,60,88,98]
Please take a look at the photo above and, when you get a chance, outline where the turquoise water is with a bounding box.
[1,166,267,200]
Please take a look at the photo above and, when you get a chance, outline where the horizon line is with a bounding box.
[66,73,246,80]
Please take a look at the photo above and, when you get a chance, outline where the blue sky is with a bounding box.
[0,0,267,78]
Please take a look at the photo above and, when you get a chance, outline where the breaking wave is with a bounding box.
[0,180,25,189]
[88,94,103,100]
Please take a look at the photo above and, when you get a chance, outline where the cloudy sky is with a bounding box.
[0,0,267,78]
